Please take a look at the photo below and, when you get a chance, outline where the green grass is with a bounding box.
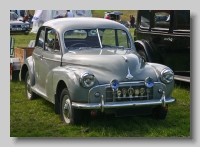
[10,10,190,137]
[10,81,190,137]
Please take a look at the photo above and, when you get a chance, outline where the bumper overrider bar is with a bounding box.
[72,91,176,112]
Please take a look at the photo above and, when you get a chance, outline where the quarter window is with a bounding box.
[36,28,45,48]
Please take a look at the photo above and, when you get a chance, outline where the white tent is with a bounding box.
[31,10,66,33]
[72,10,92,17]
[30,10,92,34]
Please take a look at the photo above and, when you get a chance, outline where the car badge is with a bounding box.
[126,67,133,80]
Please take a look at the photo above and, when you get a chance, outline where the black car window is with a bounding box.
[139,10,150,28]
[153,10,170,29]
[174,10,190,30]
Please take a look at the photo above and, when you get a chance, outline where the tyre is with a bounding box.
[24,31,29,35]
[152,105,168,119]
[137,50,148,62]
[25,71,37,100]
[60,88,83,125]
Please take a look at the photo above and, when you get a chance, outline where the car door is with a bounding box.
[38,28,61,97]
[32,27,45,92]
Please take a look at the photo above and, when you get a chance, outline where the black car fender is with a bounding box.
[134,39,163,64]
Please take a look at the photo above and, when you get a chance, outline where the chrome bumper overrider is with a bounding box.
[72,91,176,112]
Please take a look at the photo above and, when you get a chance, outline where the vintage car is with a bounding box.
[134,10,190,82]
[19,17,176,124]
[10,11,31,35]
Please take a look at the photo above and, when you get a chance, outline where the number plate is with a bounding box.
[12,28,22,31]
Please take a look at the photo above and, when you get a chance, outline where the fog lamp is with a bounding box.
[110,79,119,90]
[145,77,154,88]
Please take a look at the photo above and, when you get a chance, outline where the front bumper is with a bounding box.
[72,91,176,112]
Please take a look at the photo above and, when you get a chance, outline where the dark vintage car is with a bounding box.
[134,10,190,82]
[19,17,176,124]
[10,12,31,35]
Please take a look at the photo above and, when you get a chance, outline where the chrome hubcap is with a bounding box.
[26,75,32,98]
[62,95,71,124]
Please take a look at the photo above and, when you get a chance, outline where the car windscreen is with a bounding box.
[10,12,18,21]
[63,28,131,53]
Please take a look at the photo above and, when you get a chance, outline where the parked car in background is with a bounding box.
[19,17,176,124]
[104,11,123,22]
[134,10,190,82]
[10,11,31,35]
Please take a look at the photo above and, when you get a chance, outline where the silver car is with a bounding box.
[20,17,176,124]
[10,12,31,35]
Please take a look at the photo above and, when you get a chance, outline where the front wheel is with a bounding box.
[25,71,37,100]
[60,88,83,124]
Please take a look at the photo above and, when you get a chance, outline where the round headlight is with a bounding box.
[110,79,119,90]
[161,69,174,83]
[80,72,95,88]
[144,77,154,88]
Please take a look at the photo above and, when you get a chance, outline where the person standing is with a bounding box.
[24,10,29,22]
[66,10,74,17]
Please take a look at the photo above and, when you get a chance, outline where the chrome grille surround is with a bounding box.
[88,81,166,103]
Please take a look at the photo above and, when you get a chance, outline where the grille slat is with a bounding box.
[106,86,153,102]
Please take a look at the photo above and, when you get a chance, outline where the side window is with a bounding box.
[117,30,130,48]
[101,29,115,46]
[153,10,170,29]
[45,29,60,52]
[139,10,150,28]
[174,10,190,30]
[36,28,45,48]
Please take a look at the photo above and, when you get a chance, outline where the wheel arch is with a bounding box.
[19,57,35,86]
[134,39,161,63]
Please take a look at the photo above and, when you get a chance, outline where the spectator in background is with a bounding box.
[130,15,135,28]
[24,10,29,22]
[66,10,74,17]
[55,10,74,18]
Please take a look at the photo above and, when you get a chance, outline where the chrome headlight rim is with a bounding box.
[160,68,174,84]
[80,72,95,88]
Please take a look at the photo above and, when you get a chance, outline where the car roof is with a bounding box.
[42,17,127,33]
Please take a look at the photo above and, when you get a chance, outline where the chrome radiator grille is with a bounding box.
[105,86,153,102]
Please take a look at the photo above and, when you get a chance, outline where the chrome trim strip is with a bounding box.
[72,97,176,109]
[33,52,90,67]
